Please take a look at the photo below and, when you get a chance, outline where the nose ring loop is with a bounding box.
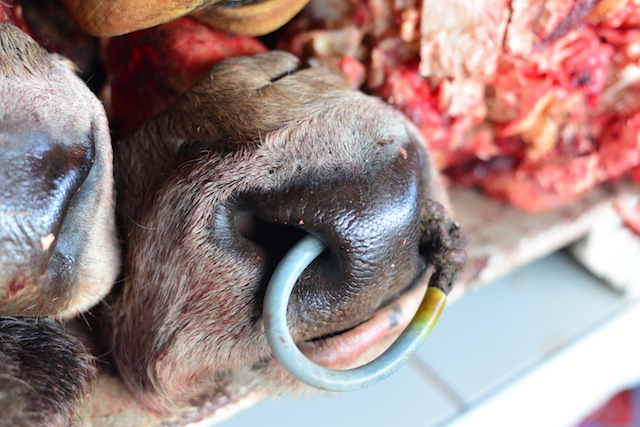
[263,234,447,392]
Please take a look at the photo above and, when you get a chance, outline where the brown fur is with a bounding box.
[109,51,464,409]
[0,317,96,427]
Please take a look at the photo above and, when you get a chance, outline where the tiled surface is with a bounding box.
[418,252,625,406]
[216,252,632,427]
[217,361,459,426]
[443,301,640,427]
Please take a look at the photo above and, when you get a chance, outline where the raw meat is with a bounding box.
[102,17,266,135]
[277,0,640,211]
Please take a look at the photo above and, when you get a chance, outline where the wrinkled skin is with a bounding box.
[0,23,117,425]
[110,51,465,408]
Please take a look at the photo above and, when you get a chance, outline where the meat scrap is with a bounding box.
[278,0,640,212]
[0,1,28,33]
[102,17,267,135]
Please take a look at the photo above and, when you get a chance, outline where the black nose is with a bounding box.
[0,131,94,314]
[228,141,426,340]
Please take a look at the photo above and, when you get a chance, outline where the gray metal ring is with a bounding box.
[263,234,446,392]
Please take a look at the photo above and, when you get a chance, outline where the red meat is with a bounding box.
[277,0,640,212]
[1,1,31,35]
[102,17,266,135]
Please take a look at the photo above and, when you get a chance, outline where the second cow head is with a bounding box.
[109,51,464,408]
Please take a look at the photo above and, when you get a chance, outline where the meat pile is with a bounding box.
[275,0,640,212]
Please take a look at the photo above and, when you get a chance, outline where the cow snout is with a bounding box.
[106,51,466,402]
[0,24,119,318]
[0,131,94,314]
[226,142,426,342]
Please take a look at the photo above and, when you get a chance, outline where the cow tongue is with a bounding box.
[298,280,427,371]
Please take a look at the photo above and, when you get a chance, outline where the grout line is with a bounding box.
[409,357,468,411]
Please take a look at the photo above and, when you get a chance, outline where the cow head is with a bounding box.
[0,23,118,318]
[0,22,117,426]
[109,51,465,408]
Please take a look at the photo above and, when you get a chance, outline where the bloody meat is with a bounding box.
[102,17,267,135]
[276,0,640,212]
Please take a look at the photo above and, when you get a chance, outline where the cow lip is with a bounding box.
[295,276,428,370]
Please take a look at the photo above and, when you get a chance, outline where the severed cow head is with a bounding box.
[0,22,116,426]
[0,23,119,318]
[109,51,465,408]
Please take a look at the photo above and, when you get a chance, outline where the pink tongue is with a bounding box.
[298,283,426,370]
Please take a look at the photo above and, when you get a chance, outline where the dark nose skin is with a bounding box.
[0,131,94,314]
[230,142,426,340]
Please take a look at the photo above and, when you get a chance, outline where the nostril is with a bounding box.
[232,207,310,263]
[0,131,94,246]
[0,130,95,313]
[234,209,259,240]
[230,143,425,340]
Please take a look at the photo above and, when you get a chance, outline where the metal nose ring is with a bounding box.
[263,234,447,392]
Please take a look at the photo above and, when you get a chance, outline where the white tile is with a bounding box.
[442,297,640,427]
[217,360,459,427]
[415,252,626,406]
